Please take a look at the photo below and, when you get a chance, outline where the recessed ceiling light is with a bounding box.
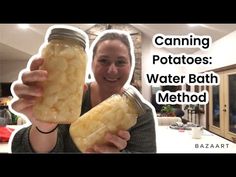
[187,24,208,28]
[18,24,30,29]
[188,24,201,27]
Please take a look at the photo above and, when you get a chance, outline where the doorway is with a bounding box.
[209,68,236,142]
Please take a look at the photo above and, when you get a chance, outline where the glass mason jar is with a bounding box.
[69,87,147,152]
[33,26,88,124]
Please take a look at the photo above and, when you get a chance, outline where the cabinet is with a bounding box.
[0,83,12,97]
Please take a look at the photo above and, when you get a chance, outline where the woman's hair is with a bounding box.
[92,32,132,61]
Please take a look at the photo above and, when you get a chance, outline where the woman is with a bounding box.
[10,30,156,153]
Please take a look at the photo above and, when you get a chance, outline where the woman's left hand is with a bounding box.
[86,130,130,153]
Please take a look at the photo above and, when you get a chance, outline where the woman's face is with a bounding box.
[92,39,131,92]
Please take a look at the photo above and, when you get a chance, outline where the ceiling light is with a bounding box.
[188,24,201,27]
[187,24,208,28]
[18,24,30,29]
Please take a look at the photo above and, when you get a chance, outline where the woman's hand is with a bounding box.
[86,130,131,153]
[10,57,57,131]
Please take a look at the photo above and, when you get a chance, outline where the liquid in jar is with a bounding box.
[69,87,146,152]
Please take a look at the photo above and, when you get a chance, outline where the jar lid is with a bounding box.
[123,87,146,116]
[48,28,86,49]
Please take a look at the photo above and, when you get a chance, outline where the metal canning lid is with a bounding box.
[48,28,86,49]
[123,88,146,116]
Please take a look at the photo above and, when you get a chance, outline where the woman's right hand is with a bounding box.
[10,57,57,131]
